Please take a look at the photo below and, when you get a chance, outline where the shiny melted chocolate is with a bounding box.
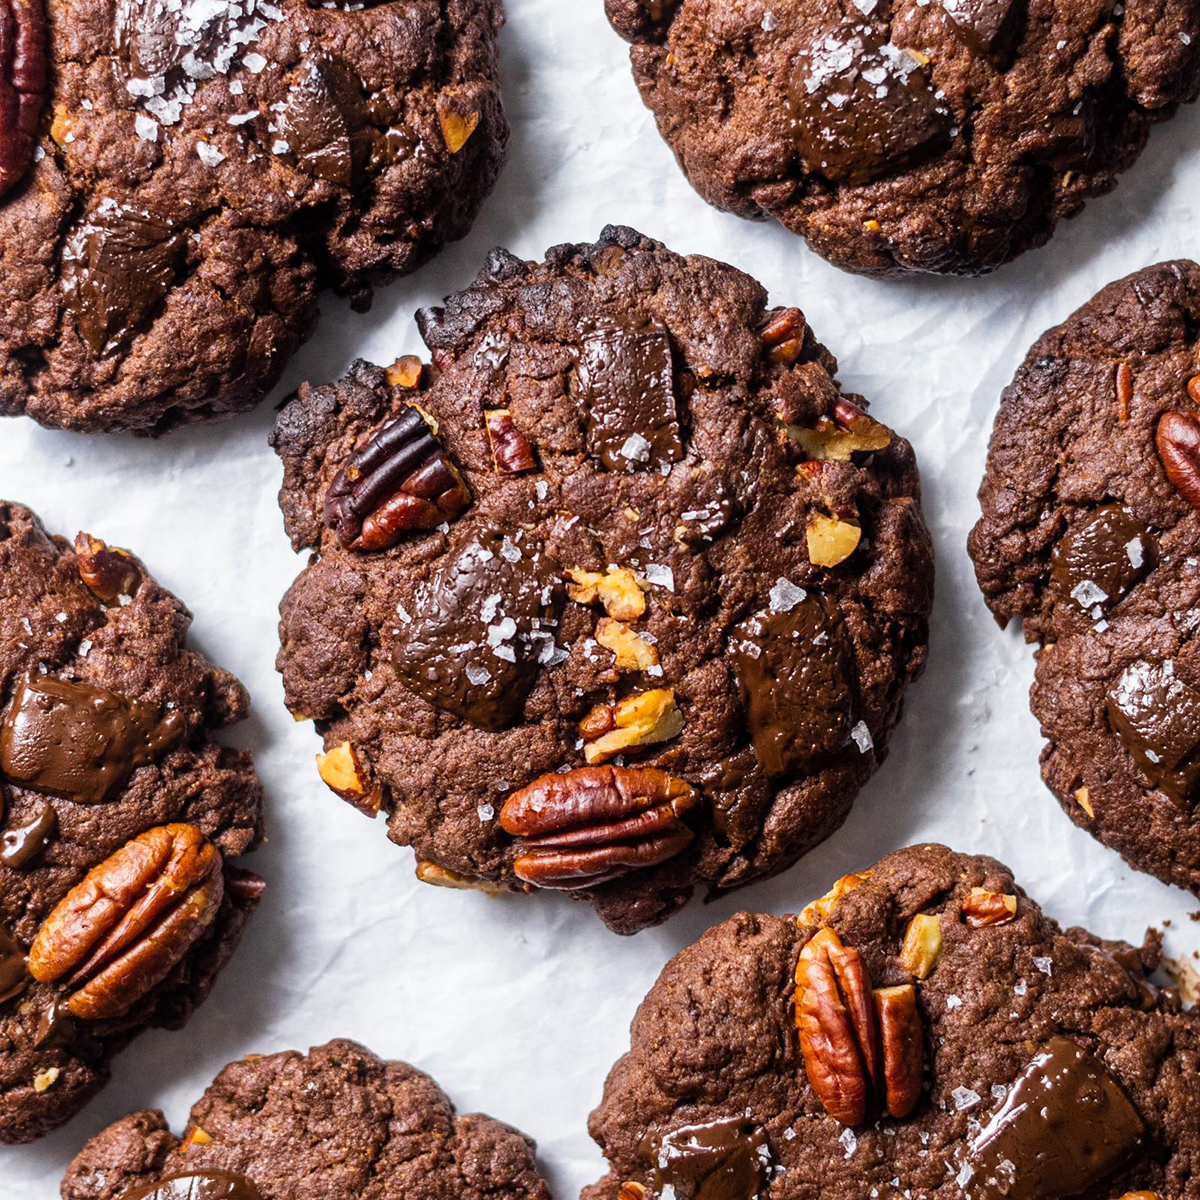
[640,1117,771,1200]
[1050,505,1155,616]
[576,324,685,472]
[1106,660,1200,806]
[393,529,563,731]
[0,802,56,868]
[273,58,370,186]
[730,591,854,778]
[789,22,951,185]
[34,995,76,1048]
[965,1038,1143,1200]
[0,675,184,803]
[937,0,1023,55]
[0,925,28,1003]
[121,1170,263,1200]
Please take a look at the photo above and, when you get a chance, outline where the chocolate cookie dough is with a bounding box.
[273,226,933,934]
[604,0,1200,277]
[0,0,507,434]
[584,844,1199,1200]
[969,261,1200,897]
[60,1039,552,1200]
[0,502,265,1143]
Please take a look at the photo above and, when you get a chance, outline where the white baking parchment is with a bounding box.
[3,4,1199,1197]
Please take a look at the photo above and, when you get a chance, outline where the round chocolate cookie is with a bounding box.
[969,261,1200,897]
[584,843,1200,1200]
[0,502,265,1143]
[272,226,934,935]
[604,0,1200,277]
[0,0,507,434]
[60,1038,553,1200]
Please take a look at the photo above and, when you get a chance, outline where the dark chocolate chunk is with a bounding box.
[0,674,184,804]
[937,0,1023,56]
[1105,660,1200,806]
[273,57,369,186]
[33,995,75,1048]
[393,528,563,731]
[965,1037,1143,1200]
[640,1117,771,1200]
[0,802,56,868]
[730,590,855,778]
[1049,504,1155,615]
[121,1171,263,1200]
[0,924,27,1003]
[576,324,684,472]
[789,23,952,185]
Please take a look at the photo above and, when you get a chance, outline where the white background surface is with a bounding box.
[3,3,1200,1196]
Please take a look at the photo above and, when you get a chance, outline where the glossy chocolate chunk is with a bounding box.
[640,1117,771,1200]
[0,801,55,868]
[33,994,75,1048]
[393,528,563,731]
[1050,505,1155,615]
[576,324,684,472]
[122,1171,263,1200]
[789,22,951,185]
[0,675,184,803]
[1106,660,1200,805]
[0,924,27,1003]
[274,57,369,186]
[730,589,854,778]
[937,0,1023,56]
[965,1037,1143,1200]
[61,198,185,357]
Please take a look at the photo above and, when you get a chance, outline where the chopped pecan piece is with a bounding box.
[485,408,537,473]
[316,741,364,797]
[761,307,806,365]
[437,104,480,154]
[1156,411,1200,510]
[74,533,139,603]
[28,824,225,1019]
[323,407,471,550]
[1116,361,1133,422]
[618,1186,647,1200]
[899,913,943,979]
[415,860,506,894]
[499,765,698,890]
[806,514,862,567]
[797,870,872,927]
[566,565,647,622]
[788,397,893,462]
[580,688,683,764]
[595,616,659,672]
[385,355,425,390]
[961,888,1018,928]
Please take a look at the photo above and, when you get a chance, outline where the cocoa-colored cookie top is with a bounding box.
[0,501,264,1143]
[583,844,1199,1200]
[60,1039,552,1200]
[0,0,506,434]
[968,260,1200,897]
[272,226,934,934]
[604,0,1200,277]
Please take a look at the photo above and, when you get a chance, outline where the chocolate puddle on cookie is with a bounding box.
[639,1116,772,1200]
[0,801,56,868]
[1050,504,1156,618]
[122,1170,263,1200]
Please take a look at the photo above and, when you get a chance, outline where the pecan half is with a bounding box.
[74,532,139,603]
[787,397,893,462]
[595,617,659,672]
[28,824,225,1019]
[0,0,47,197]
[874,985,924,1119]
[499,766,698,889]
[961,888,1017,928]
[485,408,537,473]
[1156,411,1200,510]
[324,407,471,550]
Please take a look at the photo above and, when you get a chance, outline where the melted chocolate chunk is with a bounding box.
[33,994,75,1048]
[965,1037,1143,1200]
[273,57,370,186]
[1106,660,1200,806]
[576,324,684,472]
[640,1117,771,1200]
[0,674,184,803]
[1050,505,1155,615]
[61,198,185,357]
[730,591,854,778]
[393,528,563,731]
[122,1171,263,1200]
[0,924,28,1003]
[0,801,56,868]
[789,22,952,185]
[937,0,1023,56]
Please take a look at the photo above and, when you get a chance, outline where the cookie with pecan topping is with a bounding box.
[0,501,264,1142]
[272,226,933,934]
[604,0,1200,277]
[969,261,1200,897]
[585,844,1200,1200]
[0,0,506,433]
[60,1038,552,1200]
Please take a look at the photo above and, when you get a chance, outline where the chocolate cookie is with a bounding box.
[969,261,1200,897]
[59,1038,553,1200]
[604,0,1200,277]
[584,844,1199,1200]
[0,0,506,434]
[0,502,265,1143]
[272,226,934,935]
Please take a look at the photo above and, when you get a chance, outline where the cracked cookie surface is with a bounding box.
[59,1038,552,1200]
[604,0,1200,277]
[969,261,1200,897]
[0,0,507,434]
[0,501,264,1143]
[272,226,933,934]
[584,844,1200,1200]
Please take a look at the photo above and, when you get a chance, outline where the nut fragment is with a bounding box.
[316,741,364,798]
[32,1067,59,1092]
[1074,785,1095,818]
[961,888,1018,929]
[415,860,506,894]
[499,765,699,889]
[899,913,943,979]
[1189,375,1200,406]
[595,616,659,672]
[0,0,48,197]
[181,1127,212,1151]
[323,407,471,550]
[806,514,862,568]
[580,688,683,765]
[788,397,893,462]
[28,824,224,1020]
[485,408,537,473]
[874,985,924,1119]
[797,870,872,927]
[1116,361,1133,423]
[384,355,424,390]
[618,1186,647,1200]
[438,108,480,154]
[1155,411,1200,510]
[566,566,647,622]
[74,533,139,603]
[761,307,807,365]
